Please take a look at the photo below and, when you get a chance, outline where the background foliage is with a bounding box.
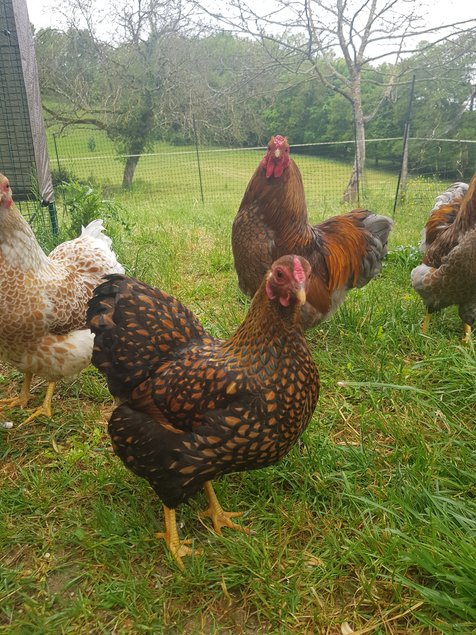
[33,8,476,189]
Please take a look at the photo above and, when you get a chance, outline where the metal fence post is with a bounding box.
[47,201,58,235]
[52,132,61,175]
[393,74,416,217]
[193,115,205,205]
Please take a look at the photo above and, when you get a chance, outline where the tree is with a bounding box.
[196,0,476,201]
[35,2,280,186]
[36,0,199,187]
[365,32,476,178]
[165,32,278,147]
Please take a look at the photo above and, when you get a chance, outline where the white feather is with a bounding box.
[79,219,125,274]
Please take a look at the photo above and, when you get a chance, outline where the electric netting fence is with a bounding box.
[49,130,476,222]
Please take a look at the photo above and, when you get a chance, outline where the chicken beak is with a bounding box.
[296,286,306,306]
[274,148,281,159]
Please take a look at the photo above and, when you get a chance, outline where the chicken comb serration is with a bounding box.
[293,256,306,284]
[273,135,286,147]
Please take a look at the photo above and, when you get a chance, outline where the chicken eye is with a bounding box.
[275,269,284,280]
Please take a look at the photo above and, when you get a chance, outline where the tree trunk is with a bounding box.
[343,81,366,204]
[122,154,141,189]
[121,99,154,189]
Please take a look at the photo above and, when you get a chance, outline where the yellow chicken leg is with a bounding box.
[200,481,250,535]
[462,323,472,344]
[155,505,196,571]
[0,371,33,409]
[421,312,430,334]
[20,382,56,425]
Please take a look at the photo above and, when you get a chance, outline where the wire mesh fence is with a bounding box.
[47,130,475,226]
[0,0,38,201]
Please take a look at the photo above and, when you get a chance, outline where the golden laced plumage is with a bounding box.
[87,255,319,569]
[0,173,124,423]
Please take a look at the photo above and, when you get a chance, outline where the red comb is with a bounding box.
[274,135,286,147]
[293,256,306,284]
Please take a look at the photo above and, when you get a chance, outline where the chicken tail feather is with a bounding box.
[87,274,209,399]
[356,212,393,287]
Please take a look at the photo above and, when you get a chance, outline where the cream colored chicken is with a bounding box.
[0,173,124,423]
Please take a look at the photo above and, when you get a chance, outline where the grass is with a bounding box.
[47,125,448,235]
[1,144,475,634]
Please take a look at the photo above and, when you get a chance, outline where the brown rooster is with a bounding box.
[0,173,124,424]
[87,255,319,569]
[232,135,393,328]
[411,174,476,342]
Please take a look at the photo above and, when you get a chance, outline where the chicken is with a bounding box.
[411,174,476,342]
[232,135,393,328]
[86,255,319,569]
[0,173,124,424]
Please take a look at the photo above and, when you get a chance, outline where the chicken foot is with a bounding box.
[156,505,197,571]
[20,382,56,425]
[421,312,430,334]
[0,371,33,410]
[462,323,472,344]
[422,312,472,343]
[200,481,250,535]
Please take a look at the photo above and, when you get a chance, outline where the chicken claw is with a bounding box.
[156,506,199,570]
[200,481,251,535]
[0,372,32,410]
[18,382,56,426]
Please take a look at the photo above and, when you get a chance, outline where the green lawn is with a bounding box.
[47,127,447,240]
[1,143,475,634]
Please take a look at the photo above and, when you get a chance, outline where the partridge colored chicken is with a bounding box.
[0,172,124,423]
[411,174,476,342]
[232,135,393,328]
[87,255,319,569]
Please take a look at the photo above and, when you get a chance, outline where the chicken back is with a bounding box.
[87,255,319,567]
[232,135,393,328]
[411,174,476,341]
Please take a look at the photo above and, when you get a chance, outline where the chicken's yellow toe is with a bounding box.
[200,481,250,535]
[157,506,200,571]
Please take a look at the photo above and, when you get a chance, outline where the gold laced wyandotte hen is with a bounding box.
[0,173,124,424]
[411,172,476,342]
[86,255,319,569]
[232,135,394,328]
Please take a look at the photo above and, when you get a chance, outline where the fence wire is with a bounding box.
[47,132,476,224]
